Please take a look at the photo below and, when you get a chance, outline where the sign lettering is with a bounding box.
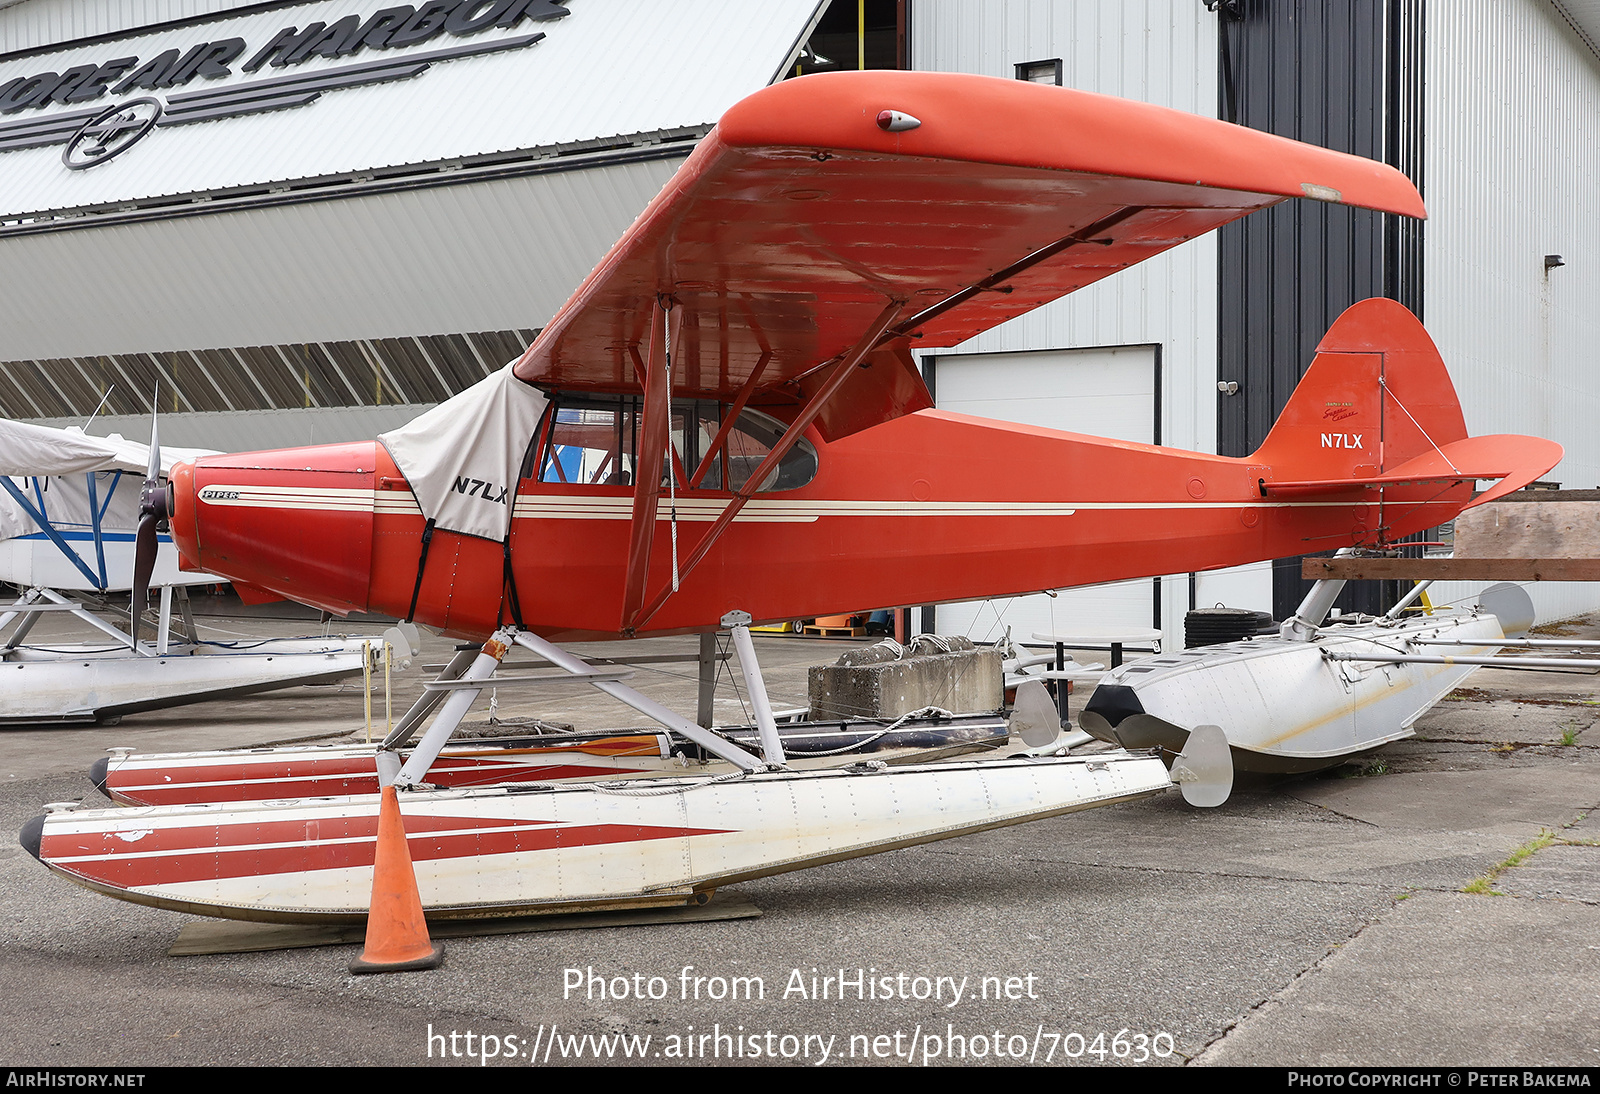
[0,0,570,169]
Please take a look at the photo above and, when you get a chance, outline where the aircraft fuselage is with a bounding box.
[170,405,1466,641]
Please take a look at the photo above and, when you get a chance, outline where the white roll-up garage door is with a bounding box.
[928,343,1160,645]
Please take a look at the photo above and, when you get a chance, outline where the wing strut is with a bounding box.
[883,206,1145,341]
[620,302,672,629]
[690,349,771,488]
[629,300,904,632]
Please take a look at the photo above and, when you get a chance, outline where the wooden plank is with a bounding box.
[1455,500,1600,559]
[1301,557,1600,581]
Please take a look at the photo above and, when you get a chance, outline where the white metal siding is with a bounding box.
[0,1,252,54]
[935,346,1156,443]
[932,344,1157,644]
[0,153,683,358]
[1425,0,1600,622]
[0,0,822,215]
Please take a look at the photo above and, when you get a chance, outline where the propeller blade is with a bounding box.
[145,406,160,482]
[131,385,166,649]
[131,513,158,648]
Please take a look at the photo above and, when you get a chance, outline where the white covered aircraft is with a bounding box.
[0,417,404,725]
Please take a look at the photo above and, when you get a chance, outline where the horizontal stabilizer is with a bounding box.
[1261,434,1565,501]
[1251,300,1562,514]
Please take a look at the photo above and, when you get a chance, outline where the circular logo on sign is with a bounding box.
[62,98,162,170]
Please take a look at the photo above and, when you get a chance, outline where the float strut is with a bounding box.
[389,631,514,789]
[723,610,785,766]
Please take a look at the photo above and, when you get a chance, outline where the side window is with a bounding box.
[685,404,818,493]
[724,409,818,493]
[537,396,817,493]
[539,403,637,486]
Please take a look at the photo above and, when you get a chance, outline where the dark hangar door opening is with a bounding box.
[1212,0,1425,620]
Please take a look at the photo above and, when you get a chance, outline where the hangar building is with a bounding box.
[1,0,1595,647]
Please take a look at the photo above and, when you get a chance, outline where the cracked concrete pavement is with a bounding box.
[1,608,1596,1067]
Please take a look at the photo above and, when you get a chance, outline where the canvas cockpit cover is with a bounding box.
[0,418,210,479]
[378,364,549,542]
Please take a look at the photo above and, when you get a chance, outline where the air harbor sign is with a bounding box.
[0,0,570,168]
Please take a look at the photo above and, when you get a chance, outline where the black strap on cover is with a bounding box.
[499,535,525,629]
[405,518,436,623]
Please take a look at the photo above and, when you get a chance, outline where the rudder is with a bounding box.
[1250,298,1467,482]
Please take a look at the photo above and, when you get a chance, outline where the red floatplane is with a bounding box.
[25,71,1560,940]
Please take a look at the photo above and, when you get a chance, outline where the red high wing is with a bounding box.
[515,70,1425,438]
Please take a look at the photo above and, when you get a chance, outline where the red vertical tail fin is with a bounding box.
[1251,298,1467,480]
[1252,299,1560,512]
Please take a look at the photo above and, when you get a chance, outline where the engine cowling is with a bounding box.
[169,442,380,616]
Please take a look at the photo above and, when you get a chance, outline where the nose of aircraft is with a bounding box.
[88,756,111,799]
[168,458,200,572]
[19,814,43,863]
[170,441,383,616]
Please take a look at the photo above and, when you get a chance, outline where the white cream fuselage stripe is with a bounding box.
[197,486,418,515]
[196,485,1459,523]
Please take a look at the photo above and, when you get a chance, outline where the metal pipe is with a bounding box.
[696,631,718,728]
[1416,637,1600,649]
[1282,548,1358,641]
[1324,651,1600,671]
[381,646,478,750]
[86,472,107,591]
[37,587,150,654]
[157,586,172,655]
[420,670,633,689]
[512,631,765,772]
[1383,579,1433,620]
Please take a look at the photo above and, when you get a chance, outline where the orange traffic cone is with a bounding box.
[349,785,443,974]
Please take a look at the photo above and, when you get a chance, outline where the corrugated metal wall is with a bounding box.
[0,154,683,359]
[1422,0,1600,622]
[911,0,1219,648]
[0,0,248,54]
[1215,0,1426,619]
[910,0,1216,459]
[1216,0,1424,456]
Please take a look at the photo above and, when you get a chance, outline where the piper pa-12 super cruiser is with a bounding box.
[24,72,1561,951]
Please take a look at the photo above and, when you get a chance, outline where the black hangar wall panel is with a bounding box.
[1213,0,1425,618]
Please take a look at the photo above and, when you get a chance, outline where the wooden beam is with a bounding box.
[1301,557,1600,582]
[1456,499,1600,559]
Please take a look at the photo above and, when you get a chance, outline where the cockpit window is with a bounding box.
[537,396,817,493]
[540,403,637,486]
